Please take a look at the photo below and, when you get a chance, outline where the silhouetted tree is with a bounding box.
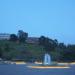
[58,43,66,49]
[10,34,18,42]
[39,36,46,46]
[39,36,58,52]
[18,30,28,43]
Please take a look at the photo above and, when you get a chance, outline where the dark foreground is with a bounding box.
[0,64,75,75]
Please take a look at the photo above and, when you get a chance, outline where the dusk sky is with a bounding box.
[0,0,75,44]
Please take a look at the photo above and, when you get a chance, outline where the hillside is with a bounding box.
[0,36,75,62]
[0,40,45,62]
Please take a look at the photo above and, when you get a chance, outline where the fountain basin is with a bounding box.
[28,66,70,69]
[27,62,70,69]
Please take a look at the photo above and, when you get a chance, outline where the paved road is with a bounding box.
[0,64,75,75]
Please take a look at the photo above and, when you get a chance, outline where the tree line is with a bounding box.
[0,30,75,62]
[39,36,75,62]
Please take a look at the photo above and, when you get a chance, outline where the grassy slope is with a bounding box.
[0,40,45,62]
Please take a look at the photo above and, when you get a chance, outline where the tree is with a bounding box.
[39,36,46,46]
[39,36,58,52]
[10,34,18,42]
[58,43,66,49]
[18,30,28,43]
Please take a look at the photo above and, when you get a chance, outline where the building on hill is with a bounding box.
[0,33,39,44]
[0,33,10,40]
[26,37,39,44]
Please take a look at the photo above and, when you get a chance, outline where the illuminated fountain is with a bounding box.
[43,53,51,65]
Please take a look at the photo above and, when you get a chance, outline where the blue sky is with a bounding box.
[0,0,75,44]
